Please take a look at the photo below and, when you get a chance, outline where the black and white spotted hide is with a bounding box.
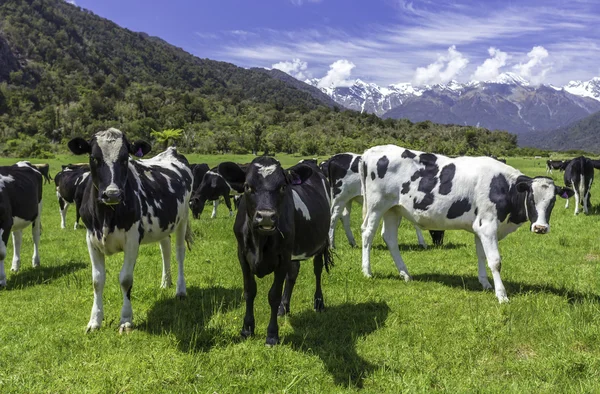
[0,162,43,287]
[68,128,194,333]
[360,144,573,303]
[218,157,332,345]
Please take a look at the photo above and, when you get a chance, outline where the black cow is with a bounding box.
[189,166,244,219]
[588,159,600,170]
[219,157,332,345]
[546,160,570,174]
[0,162,43,287]
[190,163,210,192]
[32,163,52,184]
[564,156,594,215]
[68,128,194,333]
[54,166,90,229]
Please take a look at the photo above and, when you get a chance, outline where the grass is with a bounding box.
[1,153,600,393]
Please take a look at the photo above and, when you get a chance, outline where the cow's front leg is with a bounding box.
[266,265,286,346]
[278,260,300,316]
[211,200,219,219]
[159,236,172,289]
[174,220,188,298]
[477,230,508,303]
[10,229,22,272]
[313,251,326,312]
[382,211,411,281]
[474,235,492,290]
[240,251,256,339]
[86,233,106,331]
[118,235,140,333]
[224,194,233,217]
[0,228,8,287]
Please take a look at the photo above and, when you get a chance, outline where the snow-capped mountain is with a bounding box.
[306,73,600,136]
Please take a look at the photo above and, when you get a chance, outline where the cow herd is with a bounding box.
[1,127,597,345]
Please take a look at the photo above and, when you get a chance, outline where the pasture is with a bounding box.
[1,153,600,393]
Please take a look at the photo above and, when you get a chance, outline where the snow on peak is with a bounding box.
[491,72,530,86]
[563,77,600,101]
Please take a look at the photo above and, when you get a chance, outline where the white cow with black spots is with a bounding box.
[360,144,573,303]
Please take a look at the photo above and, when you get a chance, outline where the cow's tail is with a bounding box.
[322,238,334,273]
[184,216,194,251]
[359,156,368,220]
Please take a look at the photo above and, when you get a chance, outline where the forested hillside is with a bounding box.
[0,0,520,158]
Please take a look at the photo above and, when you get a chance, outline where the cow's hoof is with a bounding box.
[497,295,510,304]
[362,270,373,278]
[0,280,6,288]
[480,281,493,290]
[400,273,412,282]
[32,259,40,268]
[240,328,254,339]
[277,303,289,317]
[265,336,280,346]
[86,323,101,333]
[118,322,134,334]
[314,298,325,312]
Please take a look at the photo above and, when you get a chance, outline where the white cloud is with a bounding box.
[316,59,356,88]
[65,0,76,4]
[513,46,551,84]
[472,47,509,81]
[413,45,469,85]
[271,58,311,80]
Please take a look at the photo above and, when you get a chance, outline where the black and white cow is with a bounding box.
[32,163,52,184]
[54,166,90,229]
[218,157,332,345]
[0,162,43,287]
[588,159,600,170]
[546,160,570,174]
[189,166,244,219]
[563,156,594,215]
[67,128,194,333]
[360,145,573,303]
[322,152,444,248]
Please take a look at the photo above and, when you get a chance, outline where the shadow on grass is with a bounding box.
[372,242,467,252]
[412,273,600,303]
[286,301,390,389]
[142,285,242,352]
[6,260,87,290]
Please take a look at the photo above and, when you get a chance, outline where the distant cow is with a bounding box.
[360,145,573,303]
[189,166,245,219]
[68,128,194,333]
[563,156,594,215]
[32,163,52,184]
[588,159,600,170]
[322,152,444,248]
[546,160,569,174]
[219,157,332,345]
[54,166,90,229]
[0,162,43,287]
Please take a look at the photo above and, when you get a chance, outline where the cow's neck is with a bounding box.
[507,175,530,225]
[244,224,284,278]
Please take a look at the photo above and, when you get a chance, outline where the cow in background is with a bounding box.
[54,166,89,229]
[32,163,52,184]
[0,162,43,287]
[564,156,594,215]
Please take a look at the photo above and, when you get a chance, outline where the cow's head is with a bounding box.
[219,157,313,234]
[68,128,151,205]
[189,172,213,219]
[516,176,573,234]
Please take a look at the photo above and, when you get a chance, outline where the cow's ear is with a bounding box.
[516,182,530,193]
[68,138,91,155]
[556,186,574,199]
[218,162,246,185]
[287,164,313,185]
[130,140,151,157]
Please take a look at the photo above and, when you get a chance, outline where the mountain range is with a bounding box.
[306,74,600,141]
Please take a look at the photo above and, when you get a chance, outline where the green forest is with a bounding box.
[0,0,529,159]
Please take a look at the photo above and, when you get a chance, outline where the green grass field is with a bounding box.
[1,153,600,393]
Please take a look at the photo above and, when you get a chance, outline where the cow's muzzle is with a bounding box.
[254,210,277,232]
[100,188,122,205]
[532,224,549,234]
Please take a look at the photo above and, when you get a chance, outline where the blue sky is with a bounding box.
[69,0,600,88]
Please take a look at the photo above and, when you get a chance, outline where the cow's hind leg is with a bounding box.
[86,233,106,332]
[211,200,219,219]
[224,194,233,217]
[31,203,42,267]
[414,226,427,249]
[475,235,492,290]
[0,229,8,287]
[341,204,357,247]
[328,200,344,249]
[159,236,172,289]
[313,251,326,312]
[58,195,69,229]
[10,230,22,272]
[381,210,411,281]
[174,219,188,298]
[278,260,300,316]
[361,209,383,277]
